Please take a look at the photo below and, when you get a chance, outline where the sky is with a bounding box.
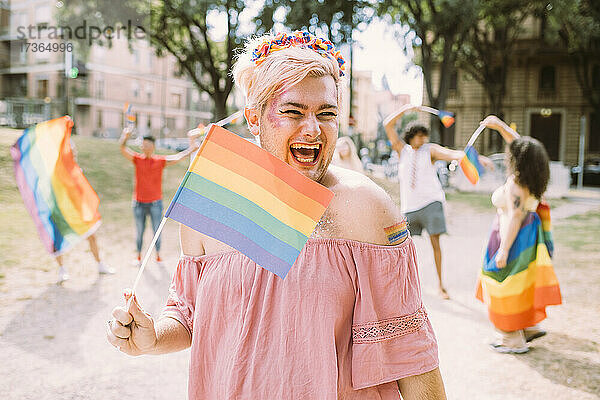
[353,19,423,104]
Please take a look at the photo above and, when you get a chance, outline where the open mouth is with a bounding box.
[289,142,321,166]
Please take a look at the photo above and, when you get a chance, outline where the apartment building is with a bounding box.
[0,0,212,137]
[424,15,600,165]
[349,70,410,142]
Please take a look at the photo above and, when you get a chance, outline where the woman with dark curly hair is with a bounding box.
[476,116,562,354]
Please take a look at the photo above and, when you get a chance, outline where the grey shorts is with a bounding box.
[405,201,447,236]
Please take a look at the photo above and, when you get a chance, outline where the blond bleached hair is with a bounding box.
[232,33,344,112]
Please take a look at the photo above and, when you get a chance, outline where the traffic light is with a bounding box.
[64,51,86,79]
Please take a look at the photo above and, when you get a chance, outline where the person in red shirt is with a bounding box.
[119,126,198,265]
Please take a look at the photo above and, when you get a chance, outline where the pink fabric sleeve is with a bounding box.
[161,255,204,335]
[351,239,439,390]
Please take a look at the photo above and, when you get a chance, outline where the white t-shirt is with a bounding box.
[398,143,445,213]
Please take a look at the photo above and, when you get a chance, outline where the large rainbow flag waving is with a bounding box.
[476,202,561,331]
[165,125,334,279]
[10,116,101,256]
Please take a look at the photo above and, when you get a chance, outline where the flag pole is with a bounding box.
[466,125,486,148]
[418,105,441,116]
[125,217,168,311]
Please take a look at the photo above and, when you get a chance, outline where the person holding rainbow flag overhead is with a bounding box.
[384,105,493,299]
[118,125,198,266]
[476,115,562,354]
[108,31,446,399]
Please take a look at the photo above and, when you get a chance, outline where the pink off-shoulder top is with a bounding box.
[162,237,439,399]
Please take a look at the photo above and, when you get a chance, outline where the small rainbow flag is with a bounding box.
[459,145,485,185]
[165,125,334,278]
[10,116,101,256]
[124,102,136,124]
[438,110,455,128]
[384,218,408,244]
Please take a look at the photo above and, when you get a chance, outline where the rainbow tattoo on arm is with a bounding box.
[384,219,409,245]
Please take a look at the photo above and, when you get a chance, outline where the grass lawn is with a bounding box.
[554,210,600,254]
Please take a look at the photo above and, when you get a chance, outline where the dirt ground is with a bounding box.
[0,193,599,399]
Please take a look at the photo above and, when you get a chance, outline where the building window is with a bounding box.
[36,79,48,98]
[590,113,600,153]
[96,79,104,99]
[97,110,103,129]
[132,81,140,98]
[539,66,556,91]
[35,5,50,26]
[146,84,153,102]
[171,93,181,109]
[449,71,458,91]
[592,65,600,90]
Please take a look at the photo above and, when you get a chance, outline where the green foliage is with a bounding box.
[546,0,600,111]
[554,210,600,252]
[377,0,477,142]
[455,0,544,115]
[256,0,374,45]
[58,0,274,119]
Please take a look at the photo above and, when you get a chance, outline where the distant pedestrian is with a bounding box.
[384,105,493,299]
[476,115,562,354]
[118,126,198,266]
[332,136,364,173]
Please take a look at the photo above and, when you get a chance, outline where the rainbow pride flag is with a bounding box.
[10,116,101,256]
[165,125,334,278]
[124,102,136,124]
[476,208,561,331]
[459,145,485,185]
[536,201,554,257]
[438,110,455,128]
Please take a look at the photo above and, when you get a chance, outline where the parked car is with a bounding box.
[571,159,600,187]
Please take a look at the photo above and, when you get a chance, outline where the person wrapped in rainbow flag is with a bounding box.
[476,115,562,354]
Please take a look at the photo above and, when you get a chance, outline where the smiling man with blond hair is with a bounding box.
[108,31,446,400]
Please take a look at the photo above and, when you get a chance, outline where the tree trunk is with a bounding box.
[429,114,441,144]
[486,92,504,153]
[213,94,228,121]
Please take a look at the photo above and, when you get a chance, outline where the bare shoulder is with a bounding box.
[179,224,233,257]
[321,166,403,244]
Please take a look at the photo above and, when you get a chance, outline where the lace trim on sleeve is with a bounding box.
[352,307,428,344]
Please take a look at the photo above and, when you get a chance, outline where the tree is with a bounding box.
[59,0,266,120]
[257,0,373,44]
[456,0,542,151]
[549,0,600,116]
[378,0,477,143]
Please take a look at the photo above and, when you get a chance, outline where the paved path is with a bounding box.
[416,201,600,399]
[1,200,598,399]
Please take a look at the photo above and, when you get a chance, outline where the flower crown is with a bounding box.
[250,31,345,76]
